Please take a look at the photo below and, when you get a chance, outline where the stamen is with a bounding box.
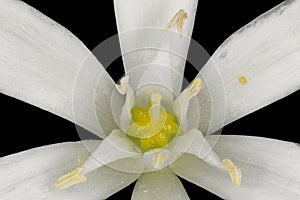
[119,76,135,131]
[153,151,167,169]
[56,130,142,190]
[173,78,202,131]
[55,166,87,190]
[222,159,242,186]
[166,9,188,37]
[184,129,223,168]
[183,78,203,101]
[116,75,129,95]
[143,149,170,170]
[150,93,162,120]
[183,130,242,186]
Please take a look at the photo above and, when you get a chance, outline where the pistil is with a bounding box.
[127,94,180,153]
[150,93,162,120]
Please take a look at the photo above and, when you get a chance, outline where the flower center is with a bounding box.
[126,95,181,153]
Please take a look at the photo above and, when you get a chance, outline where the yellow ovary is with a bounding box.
[127,102,180,153]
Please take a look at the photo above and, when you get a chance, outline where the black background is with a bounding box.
[1,0,299,199]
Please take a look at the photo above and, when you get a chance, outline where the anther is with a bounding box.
[116,75,129,95]
[222,159,242,186]
[55,166,87,190]
[166,9,188,37]
[183,78,203,101]
[153,151,167,169]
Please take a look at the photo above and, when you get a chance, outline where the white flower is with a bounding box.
[0,0,300,200]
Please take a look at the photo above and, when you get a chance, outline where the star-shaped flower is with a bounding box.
[0,0,300,200]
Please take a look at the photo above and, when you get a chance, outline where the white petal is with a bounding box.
[0,0,118,137]
[171,135,300,200]
[114,0,198,95]
[132,168,189,200]
[0,141,139,200]
[195,0,300,133]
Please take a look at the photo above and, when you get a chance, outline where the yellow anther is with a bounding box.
[222,159,242,186]
[166,9,188,37]
[153,151,167,169]
[116,76,129,95]
[238,76,248,86]
[183,78,203,101]
[55,166,87,190]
